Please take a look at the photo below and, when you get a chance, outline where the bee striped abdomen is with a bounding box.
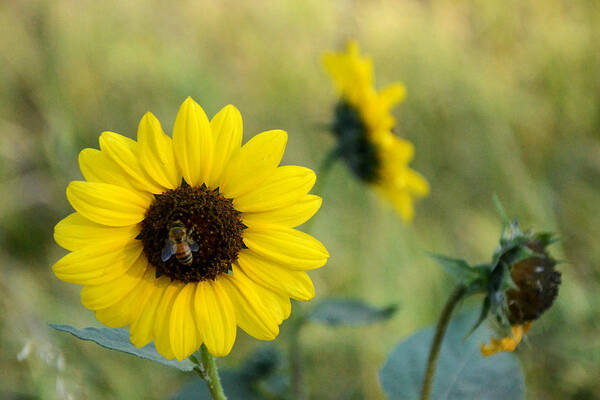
[175,242,193,266]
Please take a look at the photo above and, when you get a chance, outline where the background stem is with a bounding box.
[420,284,467,400]
[289,317,306,400]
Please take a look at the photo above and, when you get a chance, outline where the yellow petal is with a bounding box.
[137,112,181,190]
[78,148,134,190]
[242,195,322,228]
[404,169,430,197]
[54,213,140,252]
[95,268,160,328]
[243,224,329,270]
[172,97,213,186]
[52,241,142,285]
[153,282,184,359]
[99,131,166,194]
[246,279,291,323]
[377,133,414,164]
[129,275,171,347]
[66,181,152,227]
[80,255,148,310]
[170,283,200,361]
[195,279,237,357]
[480,323,531,357]
[378,83,406,109]
[207,105,243,189]
[237,250,315,301]
[383,189,415,222]
[220,269,279,340]
[233,166,316,213]
[219,130,287,198]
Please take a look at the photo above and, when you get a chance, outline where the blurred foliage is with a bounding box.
[379,311,524,400]
[0,0,599,398]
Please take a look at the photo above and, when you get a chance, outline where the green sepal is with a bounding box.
[493,194,510,230]
[499,262,519,292]
[501,244,539,268]
[534,231,559,247]
[463,295,491,340]
[428,253,487,286]
[499,218,524,247]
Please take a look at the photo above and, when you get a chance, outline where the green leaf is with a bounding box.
[308,298,397,326]
[429,253,482,285]
[50,324,194,371]
[379,311,525,400]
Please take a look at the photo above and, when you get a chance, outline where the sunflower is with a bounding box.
[53,97,329,361]
[322,40,429,221]
[481,228,561,356]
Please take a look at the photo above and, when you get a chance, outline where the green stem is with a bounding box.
[192,344,227,400]
[420,284,467,400]
[312,148,338,197]
[302,149,338,234]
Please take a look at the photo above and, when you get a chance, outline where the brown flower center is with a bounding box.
[332,101,380,183]
[506,242,561,325]
[139,182,245,283]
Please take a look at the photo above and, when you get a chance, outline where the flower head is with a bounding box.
[53,97,329,360]
[322,41,429,221]
[431,209,561,357]
[480,221,561,356]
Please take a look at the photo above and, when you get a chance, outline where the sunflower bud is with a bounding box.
[481,221,561,356]
[432,210,562,357]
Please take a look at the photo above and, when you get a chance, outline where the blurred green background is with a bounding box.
[1,0,599,398]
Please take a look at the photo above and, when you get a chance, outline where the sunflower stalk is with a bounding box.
[192,344,227,400]
[311,148,338,200]
[420,284,468,400]
[289,314,307,400]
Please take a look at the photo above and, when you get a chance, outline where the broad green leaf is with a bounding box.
[308,299,397,326]
[379,311,524,400]
[50,324,194,371]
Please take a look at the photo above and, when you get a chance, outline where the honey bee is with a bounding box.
[161,221,199,266]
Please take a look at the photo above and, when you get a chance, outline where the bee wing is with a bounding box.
[188,238,200,252]
[161,242,176,262]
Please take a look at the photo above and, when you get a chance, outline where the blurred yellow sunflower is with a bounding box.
[322,41,429,221]
[53,97,329,361]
